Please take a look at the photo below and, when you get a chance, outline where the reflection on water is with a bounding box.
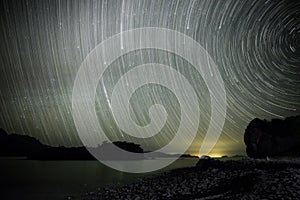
[0,158,198,200]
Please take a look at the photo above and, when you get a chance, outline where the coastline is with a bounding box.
[80,158,300,200]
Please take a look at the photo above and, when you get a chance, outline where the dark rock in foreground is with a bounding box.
[196,156,222,170]
[81,158,300,200]
[244,115,300,158]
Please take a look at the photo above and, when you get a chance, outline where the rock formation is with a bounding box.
[244,115,300,158]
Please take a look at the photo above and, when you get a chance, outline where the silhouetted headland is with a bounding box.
[0,128,144,160]
[244,115,300,158]
[0,129,196,160]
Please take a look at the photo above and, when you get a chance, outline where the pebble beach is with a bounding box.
[80,158,300,200]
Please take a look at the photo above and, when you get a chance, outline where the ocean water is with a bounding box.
[0,158,198,200]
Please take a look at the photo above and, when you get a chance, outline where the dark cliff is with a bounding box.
[244,115,300,158]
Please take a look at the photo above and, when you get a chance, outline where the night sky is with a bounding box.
[0,0,299,156]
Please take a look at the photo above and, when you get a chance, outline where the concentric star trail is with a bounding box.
[0,0,299,156]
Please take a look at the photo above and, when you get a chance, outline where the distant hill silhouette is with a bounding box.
[96,140,144,160]
[244,115,300,158]
[0,129,196,160]
[0,129,144,160]
[0,128,45,157]
[143,151,198,159]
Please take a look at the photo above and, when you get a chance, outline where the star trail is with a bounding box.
[0,0,299,156]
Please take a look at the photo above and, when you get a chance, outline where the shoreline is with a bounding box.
[80,158,300,200]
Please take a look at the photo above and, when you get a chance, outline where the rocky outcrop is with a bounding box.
[244,115,300,158]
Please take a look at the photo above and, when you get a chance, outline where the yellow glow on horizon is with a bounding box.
[209,154,223,158]
[179,152,223,158]
[196,153,224,158]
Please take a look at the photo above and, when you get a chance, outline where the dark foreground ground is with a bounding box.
[80,158,300,200]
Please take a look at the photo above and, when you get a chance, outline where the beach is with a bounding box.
[81,158,300,200]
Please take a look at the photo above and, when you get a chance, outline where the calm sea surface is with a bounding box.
[0,158,198,200]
